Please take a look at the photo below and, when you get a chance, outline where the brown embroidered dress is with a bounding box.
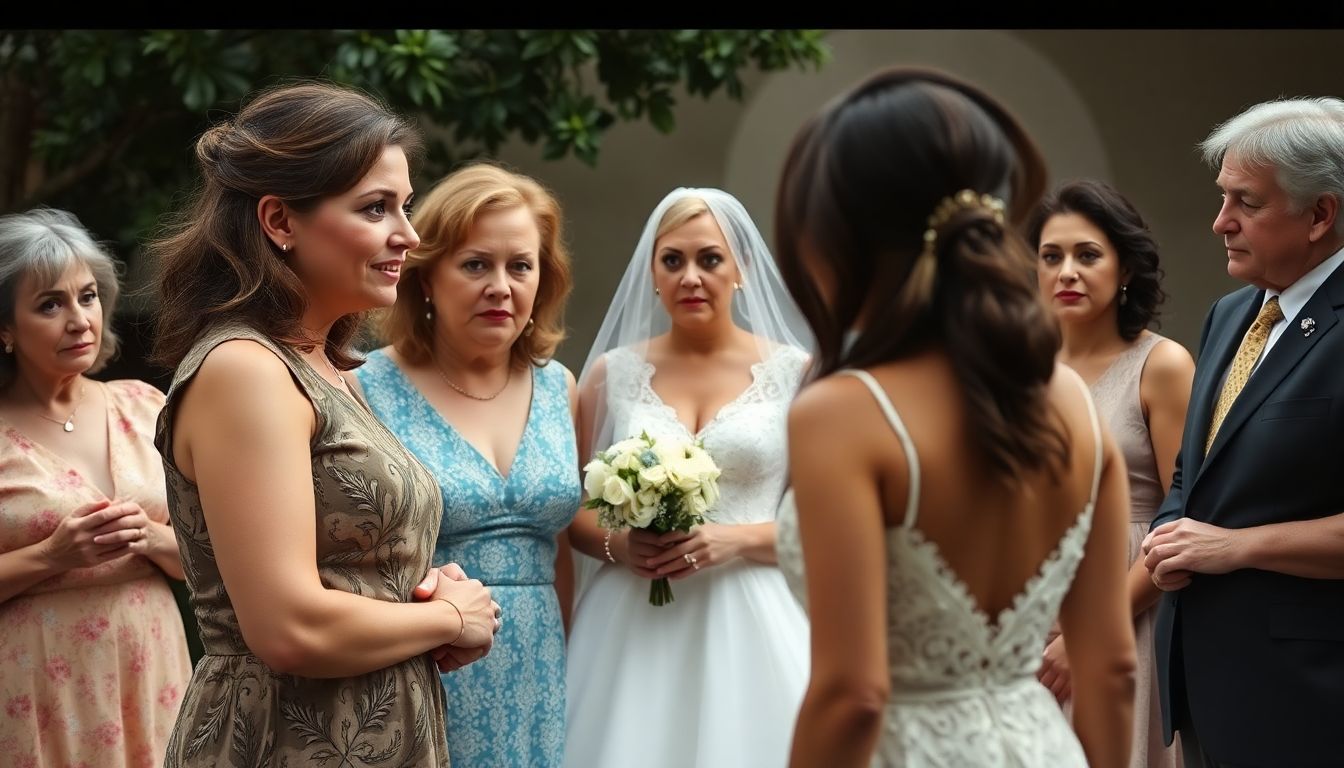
[156,323,450,767]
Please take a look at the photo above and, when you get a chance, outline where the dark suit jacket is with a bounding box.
[1151,261,1344,767]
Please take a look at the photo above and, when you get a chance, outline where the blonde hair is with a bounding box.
[381,162,572,368]
[656,196,711,240]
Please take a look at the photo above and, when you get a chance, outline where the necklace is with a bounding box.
[323,356,350,392]
[434,359,510,401]
[35,383,87,433]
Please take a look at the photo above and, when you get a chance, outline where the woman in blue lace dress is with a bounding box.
[354,162,580,767]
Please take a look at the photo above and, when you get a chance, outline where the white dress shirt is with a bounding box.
[1250,244,1344,375]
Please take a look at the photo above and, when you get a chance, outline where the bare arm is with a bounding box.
[1130,339,1195,615]
[1059,406,1136,768]
[787,379,890,768]
[568,356,611,562]
[141,521,185,580]
[175,340,487,678]
[555,366,579,633]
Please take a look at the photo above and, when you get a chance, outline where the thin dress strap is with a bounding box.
[836,369,922,529]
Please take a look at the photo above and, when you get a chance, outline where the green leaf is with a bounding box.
[82,57,105,86]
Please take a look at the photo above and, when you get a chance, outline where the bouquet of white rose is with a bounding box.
[583,431,723,606]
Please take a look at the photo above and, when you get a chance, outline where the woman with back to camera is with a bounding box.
[773,67,1137,767]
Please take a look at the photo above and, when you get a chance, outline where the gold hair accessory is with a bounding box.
[920,189,1006,262]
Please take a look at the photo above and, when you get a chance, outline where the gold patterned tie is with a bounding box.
[1205,296,1284,454]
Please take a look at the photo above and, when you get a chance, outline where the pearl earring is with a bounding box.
[424,295,433,321]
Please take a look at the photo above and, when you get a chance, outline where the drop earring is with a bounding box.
[1119,284,1129,306]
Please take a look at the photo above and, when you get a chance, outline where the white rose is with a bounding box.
[685,447,720,478]
[687,492,709,517]
[668,457,703,492]
[583,460,613,500]
[610,437,646,456]
[602,475,635,506]
[636,488,661,509]
[639,464,669,489]
[652,442,683,466]
[701,475,720,507]
[612,450,643,473]
[628,503,658,527]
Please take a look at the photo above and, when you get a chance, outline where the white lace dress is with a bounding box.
[776,370,1101,767]
[564,345,811,768]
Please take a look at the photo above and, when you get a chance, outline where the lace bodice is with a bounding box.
[603,344,808,526]
[776,369,1101,766]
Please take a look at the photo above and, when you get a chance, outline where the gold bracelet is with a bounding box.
[441,598,466,645]
[603,529,617,564]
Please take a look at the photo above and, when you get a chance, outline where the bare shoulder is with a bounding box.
[193,338,297,392]
[183,339,311,429]
[1141,337,1196,388]
[1046,361,1093,421]
[788,372,873,433]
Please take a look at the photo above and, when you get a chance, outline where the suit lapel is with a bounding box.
[1188,289,1262,483]
[1200,265,1344,473]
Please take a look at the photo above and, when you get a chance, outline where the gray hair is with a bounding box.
[0,208,122,386]
[1200,97,1344,234]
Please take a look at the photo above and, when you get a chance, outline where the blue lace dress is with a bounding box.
[356,350,580,767]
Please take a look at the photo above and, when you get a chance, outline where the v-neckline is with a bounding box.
[1077,334,1152,392]
[0,380,118,500]
[637,347,778,440]
[391,355,537,484]
[892,503,1094,637]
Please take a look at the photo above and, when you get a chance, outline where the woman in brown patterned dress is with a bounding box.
[148,82,501,767]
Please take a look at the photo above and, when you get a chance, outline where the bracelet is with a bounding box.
[441,598,466,645]
[603,529,617,564]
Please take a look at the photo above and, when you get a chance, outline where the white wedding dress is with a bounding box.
[776,370,1101,767]
[564,344,811,768]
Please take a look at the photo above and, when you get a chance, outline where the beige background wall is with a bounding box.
[489,29,1344,374]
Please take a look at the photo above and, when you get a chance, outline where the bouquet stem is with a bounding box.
[649,576,675,606]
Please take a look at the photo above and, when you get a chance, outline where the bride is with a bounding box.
[563,188,814,768]
[772,68,1137,767]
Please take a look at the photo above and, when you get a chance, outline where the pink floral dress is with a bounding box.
[0,380,192,768]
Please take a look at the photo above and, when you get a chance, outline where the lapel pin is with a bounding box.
[1300,317,1316,337]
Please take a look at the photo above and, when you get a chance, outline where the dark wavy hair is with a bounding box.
[1025,179,1165,341]
[149,80,423,370]
[775,66,1067,483]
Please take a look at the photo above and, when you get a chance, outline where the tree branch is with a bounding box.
[0,72,36,211]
